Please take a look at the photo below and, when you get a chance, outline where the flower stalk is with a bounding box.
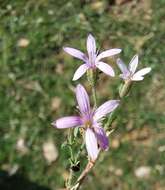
[87,69,97,107]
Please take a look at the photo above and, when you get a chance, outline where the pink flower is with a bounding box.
[52,84,120,161]
[63,34,122,81]
[117,55,151,81]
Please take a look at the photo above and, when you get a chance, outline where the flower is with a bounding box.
[52,84,120,161]
[63,34,122,81]
[117,55,151,81]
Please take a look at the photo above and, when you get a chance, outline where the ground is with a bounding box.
[0,0,165,190]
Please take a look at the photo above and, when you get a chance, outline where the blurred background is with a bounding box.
[0,0,165,190]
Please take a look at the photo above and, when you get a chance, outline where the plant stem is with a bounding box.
[67,169,73,189]
[104,110,117,131]
[87,69,97,107]
[70,160,95,190]
[68,129,74,160]
[66,129,74,189]
[75,142,85,161]
[91,83,97,108]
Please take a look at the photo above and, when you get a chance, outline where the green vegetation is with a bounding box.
[0,0,164,189]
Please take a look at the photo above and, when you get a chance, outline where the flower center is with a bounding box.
[84,120,92,128]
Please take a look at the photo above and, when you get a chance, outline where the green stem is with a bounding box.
[75,142,85,161]
[66,129,74,189]
[68,129,73,158]
[87,69,97,107]
[91,83,97,108]
[104,110,117,130]
[67,169,74,189]
[69,146,74,162]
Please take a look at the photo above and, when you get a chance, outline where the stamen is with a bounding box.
[84,120,92,128]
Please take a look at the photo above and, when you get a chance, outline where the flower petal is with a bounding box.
[133,67,151,77]
[131,76,144,81]
[85,128,99,161]
[86,34,96,55]
[52,116,82,129]
[63,47,86,61]
[128,55,139,74]
[117,58,129,75]
[73,64,89,81]
[96,61,115,77]
[96,49,122,61]
[94,125,109,150]
[94,100,120,121]
[132,67,151,81]
[76,84,90,115]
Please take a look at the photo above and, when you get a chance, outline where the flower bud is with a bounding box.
[119,80,132,98]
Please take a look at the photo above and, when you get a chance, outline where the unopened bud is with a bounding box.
[119,80,132,98]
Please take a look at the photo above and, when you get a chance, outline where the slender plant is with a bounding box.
[52,34,151,190]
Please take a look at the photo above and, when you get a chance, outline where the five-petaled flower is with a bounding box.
[52,84,120,161]
[63,34,122,81]
[117,55,151,81]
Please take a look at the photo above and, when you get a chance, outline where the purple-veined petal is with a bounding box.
[76,84,90,115]
[117,58,130,75]
[63,47,86,61]
[86,34,96,55]
[52,116,82,129]
[96,49,122,61]
[85,128,99,161]
[94,100,120,121]
[72,64,89,81]
[94,125,109,150]
[128,55,139,74]
[96,61,115,77]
